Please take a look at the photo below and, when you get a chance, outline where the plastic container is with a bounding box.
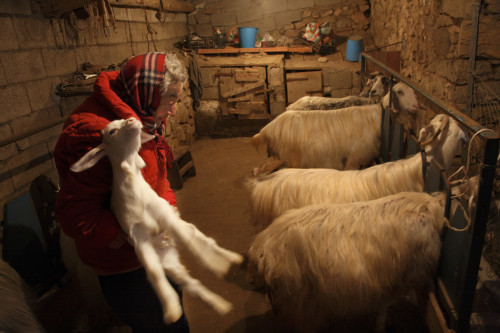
[345,35,364,62]
[238,27,259,48]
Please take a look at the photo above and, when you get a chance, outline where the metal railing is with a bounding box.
[361,51,499,333]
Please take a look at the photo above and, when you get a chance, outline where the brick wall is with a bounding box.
[0,2,193,218]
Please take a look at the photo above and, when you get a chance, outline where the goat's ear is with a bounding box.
[140,131,155,144]
[418,123,436,143]
[70,144,107,173]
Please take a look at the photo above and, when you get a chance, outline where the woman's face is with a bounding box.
[155,82,183,125]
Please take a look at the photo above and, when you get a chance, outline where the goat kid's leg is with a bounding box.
[129,224,183,324]
[157,245,233,316]
[151,200,243,277]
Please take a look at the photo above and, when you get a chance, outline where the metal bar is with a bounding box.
[360,52,499,140]
[466,2,481,115]
[457,137,499,333]
[0,118,66,148]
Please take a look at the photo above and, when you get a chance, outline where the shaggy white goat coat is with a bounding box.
[71,118,243,324]
[247,191,447,333]
[286,71,390,110]
[247,114,467,229]
[252,83,421,170]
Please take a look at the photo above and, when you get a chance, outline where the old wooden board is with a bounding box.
[197,46,312,55]
[286,70,322,104]
[195,54,283,68]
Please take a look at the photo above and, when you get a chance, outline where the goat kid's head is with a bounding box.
[382,82,423,114]
[70,118,155,173]
[418,114,469,170]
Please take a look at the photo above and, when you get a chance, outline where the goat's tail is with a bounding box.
[251,132,266,153]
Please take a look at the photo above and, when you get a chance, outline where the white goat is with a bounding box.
[247,191,450,332]
[252,82,422,170]
[247,114,468,229]
[70,118,243,324]
[286,71,390,111]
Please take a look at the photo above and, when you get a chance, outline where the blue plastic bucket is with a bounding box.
[239,27,259,48]
[345,35,364,62]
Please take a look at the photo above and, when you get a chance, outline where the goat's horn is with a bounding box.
[419,115,449,146]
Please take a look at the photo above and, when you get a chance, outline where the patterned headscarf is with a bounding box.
[117,52,173,167]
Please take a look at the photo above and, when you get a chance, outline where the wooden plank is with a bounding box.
[235,69,260,82]
[221,82,265,98]
[228,96,250,102]
[425,291,454,333]
[197,46,313,55]
[286,71,322,104]
[195,54,284,68]
[234,102,266,112]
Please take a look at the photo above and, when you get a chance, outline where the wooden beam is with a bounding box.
[112,0,195,13]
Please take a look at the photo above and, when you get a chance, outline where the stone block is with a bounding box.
[13,16,56,49]
[287,0,315,11]
[129,22,151,42]
[0,17,19,51]
[275,9,302,26]
[0,50,47,84]
[201,86,220,100]
[268,67,284,85]
[223,0,252,11]
[0,0,31,15]
[7,143,49,170]
[329,88,351,98]
[25,78,61,112]
[323,69,353,89]
[0,179,15,208]
[43,49,78,77]
[10,106,60,137]
[235,6,263,24]
[200,67,220,86]
[261,0,287,15]
[0,124,13,148]
[112,7,131,21]
[195,23,214,37]
[17,125,62,151]
[96,21,130,45]
[12,159,53,190]
[60,95,88,117]
[250,16,277,34]
[212,12,237,27]
[270,101,286,116]
[0,84,31,122]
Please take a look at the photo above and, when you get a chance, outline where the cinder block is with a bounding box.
[25,78,60,112]
[42,49,78,77]
[0,124,13,147]
[275,9,302,26]
[13,16,56,49]
[0,17,19,51]
[0,50,47,84]
[212,12,237,27]
[261,0,287,14]
[235,6,263,24]
[323,69,353,89]
[0,85,31,122]
[287,0,315,10]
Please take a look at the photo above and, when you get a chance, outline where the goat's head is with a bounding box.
[418,114,468,170]
[357,71,391,98]
[382,82,423,114]
[70,118,155,173]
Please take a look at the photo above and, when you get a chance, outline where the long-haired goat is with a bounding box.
[252,82,422,170]
[70,118,243,324]
[286,71,390,110]
[0,259,43,332]
[247,114,467,229]
[247,191,451,332]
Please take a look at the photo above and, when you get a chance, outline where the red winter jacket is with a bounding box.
[54,71,177,275]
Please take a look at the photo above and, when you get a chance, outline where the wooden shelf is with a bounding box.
[197,46,313,55]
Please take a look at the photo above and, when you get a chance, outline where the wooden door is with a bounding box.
[286,70,322,105]
[218,67,268,119]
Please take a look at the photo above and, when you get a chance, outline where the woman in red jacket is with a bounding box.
[54,52,189,333]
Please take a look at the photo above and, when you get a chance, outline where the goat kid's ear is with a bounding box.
[70,144,107,173]
[418,124,435,143]
[140,131,156,144]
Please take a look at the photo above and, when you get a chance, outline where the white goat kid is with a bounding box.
[71,118,243,324]
[286,71,390,111]
[247,114,467,229]
[252,82,422,170]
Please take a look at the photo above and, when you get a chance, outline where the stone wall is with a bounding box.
[370,0,500,132]
[0,1,194,218]
[188,0,371,42]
